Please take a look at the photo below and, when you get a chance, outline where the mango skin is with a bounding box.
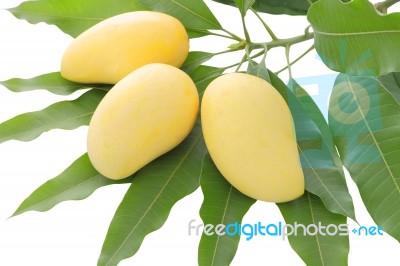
[87,63,199,179]
[201,73,304,202]
[61,11,189,84]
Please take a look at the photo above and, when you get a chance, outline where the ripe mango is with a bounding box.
[61,11,189,84]
[87,63,199,179]
[201,73,304,202]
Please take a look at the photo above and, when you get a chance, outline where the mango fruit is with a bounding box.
[87,63,199,180]
[61,11,189,84]
[201,73,304,202]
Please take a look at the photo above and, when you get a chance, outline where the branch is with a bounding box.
[253,31,314,49]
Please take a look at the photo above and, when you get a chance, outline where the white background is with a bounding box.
[0,0,399,265]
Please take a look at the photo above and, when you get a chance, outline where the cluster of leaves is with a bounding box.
[1,0,400,265]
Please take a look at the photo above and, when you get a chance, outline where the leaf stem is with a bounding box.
[212,49,238,56]
[225,49,265,72]
[245,45,254,68]
[285,45,293,79]
[203,30,238,40]
[247,49,266,62]
[251,8,278,40]
[275,44,315,75]
[240,14,251,42]
[306,0,314,6]
[375,0,400,13]
[221,29,244,41]
[234,55,246,72]
[260,43,268,63]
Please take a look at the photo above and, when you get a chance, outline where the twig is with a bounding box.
[253,31,314,49]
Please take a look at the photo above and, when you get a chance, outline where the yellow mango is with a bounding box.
[61,11,189,84]
[87,64,199,179]
[201,73,304,202]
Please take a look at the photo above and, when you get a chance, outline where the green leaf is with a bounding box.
[308,0,400,76]
[278,191,349,266]
[289,79,333,148]
[0,72,110,96]
[182,51,214,75]
[138,0,222,34]
[8,0,146,37]
[247,57,271,83]
[98,121,207,266]
[233,0,256,15]
[289,79,345,172]
[12,154,133,217]
[190,65,224,97]
[377,72,400,104]
[329,74,400,241]
[0,89,106,144]
[213,0,316,16]
[268,71,355,220]
[198,154,255,266]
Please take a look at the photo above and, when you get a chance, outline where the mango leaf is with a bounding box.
[308,0,400,76]
[198,154,255,266]
[289,79,346,173]
[182,51,214,75]
[377,72,400,103]
[247,57,271,83]
[138,0,222,34]
[0,89,106,144]
[0,72,110,96]
[12,154,134,217]
[329,74,400,241]
[233,0,256,15]
[8,0,146,37]
[268,71,355,220]
[213,0,316,16]
[98,121,207,266]
[289,79,333,147]
[289,80,352,211]
[278,191,349,266]
[190,65,224,97]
